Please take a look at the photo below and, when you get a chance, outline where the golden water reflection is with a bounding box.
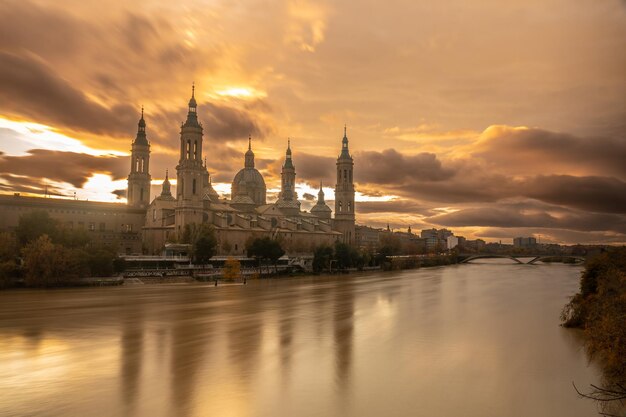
[0,264,601,417]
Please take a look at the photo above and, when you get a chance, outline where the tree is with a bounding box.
[247,237,285,273]
[0,232,19,288]
[334,241,363,270]
[15,211,59,245]
[182,223,217,264]
[561,247,626,415]
[312,245,334,273]
[223,257,241,280]
[21,235,88,287]
[86,248,117,277]
[195,233,217,264]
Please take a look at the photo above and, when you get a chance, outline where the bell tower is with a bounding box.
[127,107,151,208]
[279,139,297,200]
[334,125,356,245]
[175,84,205,236]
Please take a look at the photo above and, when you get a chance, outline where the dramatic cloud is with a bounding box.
[285,153,335,186]
[0,52,136,136]
[428,204,626,234]
[0,0,625,244]
[356,200,433,216]
[0,150,127,188]
[355,150,455,184]
[471,126,626,179]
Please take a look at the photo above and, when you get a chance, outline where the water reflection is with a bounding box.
[333,280,354,392]
[0,265,602,417]
[121,305,143,417]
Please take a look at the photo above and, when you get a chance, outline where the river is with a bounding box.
[0,261,601,417]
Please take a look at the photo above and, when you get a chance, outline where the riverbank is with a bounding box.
[561,247,626,414]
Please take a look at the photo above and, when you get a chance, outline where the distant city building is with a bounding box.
[421,228,453,250]
[447,235,459,250]
[461,238,486,251]
[513,237,537,248]
[355,225,383,249]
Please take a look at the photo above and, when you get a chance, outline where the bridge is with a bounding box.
[458,254,586,265]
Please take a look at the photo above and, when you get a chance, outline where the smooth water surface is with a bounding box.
[0,262,600,417]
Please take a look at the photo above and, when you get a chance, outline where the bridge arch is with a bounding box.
[459,254,524,264]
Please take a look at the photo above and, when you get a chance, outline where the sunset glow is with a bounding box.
[0,0,624,244]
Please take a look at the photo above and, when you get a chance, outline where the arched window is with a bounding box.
[344,170,347,180]
[194,141,198,159]
[339,201,343,212]
[141,157,145,173]
[135,158,140,172]
[348,201,352,212]
[140,187,144,202]
[186,141,191,159]
[192,179,197,194]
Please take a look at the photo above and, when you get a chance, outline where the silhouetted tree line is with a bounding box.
[312,241,372,273]
[0,211,126,288]
[246,237,285,273]
[180,223,217,264]
[561,247,626,415]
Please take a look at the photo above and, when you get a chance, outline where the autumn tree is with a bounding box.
[21,235,88,287]
[223,257,241,280]
[0,232,19,288]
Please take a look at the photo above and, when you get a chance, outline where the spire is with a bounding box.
[185,83,199,126]
[245,135,255,168]
[339,125,351,159]
[317,180,325,203]
[134,107,148,145]
[283,138,294,169]
[161,169,172,197]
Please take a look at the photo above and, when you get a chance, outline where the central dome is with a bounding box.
[231,137,266,206]
[232,168,266,206]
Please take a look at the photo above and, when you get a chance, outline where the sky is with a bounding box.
[0,0,625,244]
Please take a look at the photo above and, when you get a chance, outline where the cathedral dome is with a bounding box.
[232,167,266,205]
[231,137,267,206]
[232,167,265,188]
[310,181,331,219]
[310,201,332,215]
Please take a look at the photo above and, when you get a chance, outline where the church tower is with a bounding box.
[127,107,151,208]
[175,84,205,236]
[279,139,296,200]
[334,126,356,244]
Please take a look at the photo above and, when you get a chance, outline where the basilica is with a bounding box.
[133,87,356,256]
